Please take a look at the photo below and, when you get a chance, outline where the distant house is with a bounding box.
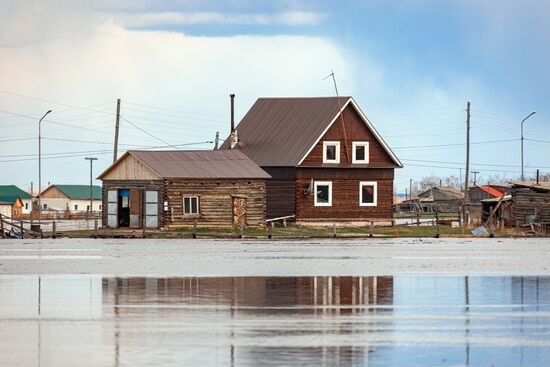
[415,186,463,212]
[220,96,402,225]
[0,197,24,218]
[0,185,32,214]
[98,150,270,229]
[510,181,550,225]
[468,185,510,202]
[40,184,102,213]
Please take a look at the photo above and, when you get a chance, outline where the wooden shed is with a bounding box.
[0,196,24,218]
[510,181,550,225]
[98,150,270,229]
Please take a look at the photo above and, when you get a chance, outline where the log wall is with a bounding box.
[164,179,266,228]
[511,187,550,225]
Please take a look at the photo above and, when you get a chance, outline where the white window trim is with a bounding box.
[183,196,200,215]
[359,181,378,207]
[314,181,332,207]
[352,141,370,164]
[322,141,340,164]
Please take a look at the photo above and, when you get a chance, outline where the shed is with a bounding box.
[98,149,270,229]
[0,185,32,214]
[0,196,24,218]
[416,186,463,212]
[510,181,550,225]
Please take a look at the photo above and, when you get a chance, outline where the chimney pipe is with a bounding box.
[230,93,235,132]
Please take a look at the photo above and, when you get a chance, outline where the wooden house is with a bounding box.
[0,185,32,214]
[416,186,463,213]
[40,184,102,213]
[510,181,550,225]
[468,185,510,202]
[0,197,23,218]
[220,97,402,225]
[98,150,270,229]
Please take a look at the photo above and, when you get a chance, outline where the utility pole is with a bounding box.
[471,171,479,186]
[520,111,536,181]
[409,178,413,200]
[85,157,98,219]
[113,98,121,163]
[463,102,471,226]
[38,110,52,224]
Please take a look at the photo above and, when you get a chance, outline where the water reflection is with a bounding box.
[0,275,549,366]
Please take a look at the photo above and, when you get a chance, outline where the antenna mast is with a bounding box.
[324,70,350,163]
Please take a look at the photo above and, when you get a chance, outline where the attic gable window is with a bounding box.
[183,196,199,215]
[323,141,340,164]
[352,142,369,164]
[359,181,377,206]
[314,181,332,206]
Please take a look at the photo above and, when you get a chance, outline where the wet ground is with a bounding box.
[1,275,549,366]
[1,239,549,366]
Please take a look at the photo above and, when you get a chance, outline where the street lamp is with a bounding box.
[38,110,52,223]
[521,111,536,181]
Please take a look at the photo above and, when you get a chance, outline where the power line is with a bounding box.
[124,101,226,118]
[392,138,519,150]
[119,115,180,148]
[401,158,550,169]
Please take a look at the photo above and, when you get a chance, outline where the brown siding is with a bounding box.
[511,187,550,225]
[262,167,297,220]
[164,179,266,228]
[295,176,394,221]
[300,104,397,168]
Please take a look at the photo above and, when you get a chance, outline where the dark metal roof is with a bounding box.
[220,97,402,167]
[127,149,271,179]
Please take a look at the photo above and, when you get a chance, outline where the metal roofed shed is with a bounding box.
[510,181,550,230]
[99,149,271,229]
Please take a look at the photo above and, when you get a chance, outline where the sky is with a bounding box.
[0,0,549,194]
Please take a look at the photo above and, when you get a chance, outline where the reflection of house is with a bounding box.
[510,181,550,225]
[40,184,102,212]
[98,150,270,229]
[0,185,32,215]
[220,97,403,225]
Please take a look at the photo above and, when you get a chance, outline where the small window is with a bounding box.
[86,205,90,211]
[314,181,332,206]
[352,142,369,163]
[43,204,47,209]
[323,141,340,164]
[25,203,28,210]
[359,181,377,206]
[74,205,78,211]
[183,196,200,215]
[99,205,102,211]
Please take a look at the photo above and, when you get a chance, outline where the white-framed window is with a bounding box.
[322,141,340,164]
[352,141,369,164]
[359,181,377,206]
[314,181,332,206]
[183,196,200,215]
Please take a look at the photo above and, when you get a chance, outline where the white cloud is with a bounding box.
[116,11,327,28]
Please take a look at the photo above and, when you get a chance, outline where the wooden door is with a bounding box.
[233,197,247,226]
[129,188,142,228]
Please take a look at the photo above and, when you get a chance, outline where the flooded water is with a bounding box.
[0,275,549,366]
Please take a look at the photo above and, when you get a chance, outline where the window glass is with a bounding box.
[362,185,375,204]
[325,145,336,161]
[121,197,129,208]
[355,145,365,161]
[183,196,199,214]
[314,181,332,206]
[191,197,198,213]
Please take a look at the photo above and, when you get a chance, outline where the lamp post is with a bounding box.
[38,110,52,223]
[85,157,98,220]
[521,111,536,181]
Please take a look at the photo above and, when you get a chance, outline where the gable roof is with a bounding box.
[418,186,463,200]
[219,96,402,167]
[0,195,22,205]
[98,149,271,180]
[46,185,102,200]
[477,185,505,198]
[0,185,31,199]
[510,181,550,192]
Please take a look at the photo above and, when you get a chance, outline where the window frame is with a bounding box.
[183,196,200,216]
[352,141,370,164]
[314,181,333,207]
[359,181,377,207]
[322,141,340,164]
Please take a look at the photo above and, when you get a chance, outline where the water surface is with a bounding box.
[0,275,549,366]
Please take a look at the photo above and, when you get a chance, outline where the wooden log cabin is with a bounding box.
[220,97,403,225]
[510,181,550,225]
[98,150,270,229]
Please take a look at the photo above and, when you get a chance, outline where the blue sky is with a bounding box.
[0,0,548,193]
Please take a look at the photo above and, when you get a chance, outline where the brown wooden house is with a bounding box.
[98,150,270,229]
[220,97,402,225]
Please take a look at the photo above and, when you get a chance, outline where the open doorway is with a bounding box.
[118,189,130,227]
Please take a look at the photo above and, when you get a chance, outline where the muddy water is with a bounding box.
[0,276,549,366]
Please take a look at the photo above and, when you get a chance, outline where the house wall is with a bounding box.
[262,167,296,220]
[164,179,266,228]
[21,199,32,214]
[469,187,494,202]
[39,198,70,211]
[101,180,164,228]
[511,187,550,225]
[67,199,102,212]
[300,104,397,168]
[295,168,394,221]
[0,204,11,217]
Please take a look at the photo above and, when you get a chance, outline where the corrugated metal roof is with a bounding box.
[51,185,102,200]
[0,185,31,199]
[128,149,271,179]
[510,181,550,191]
[0,195,21,204]
[478,185,505,198]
